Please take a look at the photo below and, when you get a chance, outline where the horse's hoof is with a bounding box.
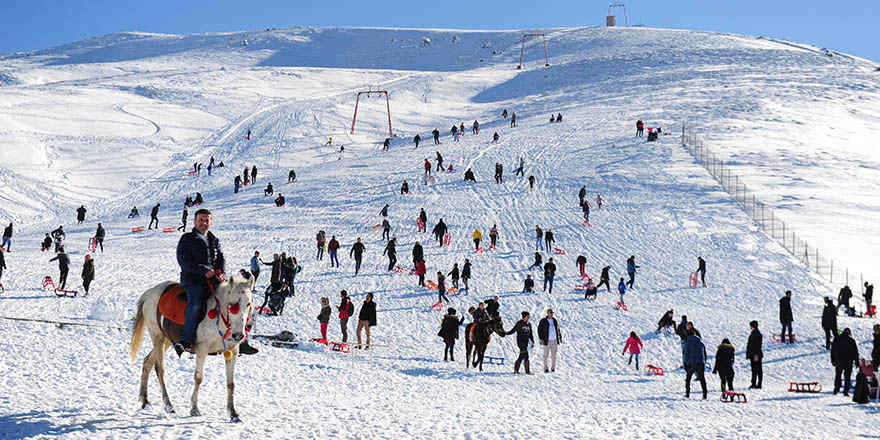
[230,415,241,423]
[165,404,175,414]
[190,408,201,417]
[140,401,150,410]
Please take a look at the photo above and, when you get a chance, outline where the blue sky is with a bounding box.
[2,0,878,62]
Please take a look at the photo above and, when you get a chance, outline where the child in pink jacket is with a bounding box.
[622,331,643,370]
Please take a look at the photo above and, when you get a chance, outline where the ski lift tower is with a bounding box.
[606,4,628,27]
[350,86,393,138]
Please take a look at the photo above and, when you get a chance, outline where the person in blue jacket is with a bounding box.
[174,209,226,356]
[684,330,708,399]
[617,277,626,305]
[626,256,638,288]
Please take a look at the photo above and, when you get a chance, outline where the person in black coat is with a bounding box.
[657,310,675,332]
[523,275,535,292]
[871,324,880,372]
[461,259,471,291]
[383,238,397,271]
[838,285,853,313]
[576,255,587,278]
[174,209,225,355]
[349,238,366,275]
[94,223,105,252]
[148,203,161,230]
[356,293,377,349]
[412,241,424,267]
[696,257,706,287]
[1,222,11,252]
[432,219,447,247]
[438,308,465,361]
[543,258,557,293]
[506,312,534,374]
[779,290,794,343]
[746,320,763,389]
[865,282,874,316]
[831,327,860,396]
[713,338,736,392]
[49,248,71,289]
[76,205,87,224]
[822,297,838,350]
[485,296,500,319]
[597,265,611,291]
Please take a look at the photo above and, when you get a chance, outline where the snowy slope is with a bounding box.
[0,27,879,439]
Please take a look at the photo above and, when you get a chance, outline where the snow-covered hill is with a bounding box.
[0,27,879,439]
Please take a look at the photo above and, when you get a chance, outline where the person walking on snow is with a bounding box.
[94,223,105,252]
[251,165,257,183]
[439,308,465,361]
[436,152,444,171]
[543,257,557,293]
[595,194,604,209]
[412,241,424,267]
[413,134,421,149]
[489,225,498,248]
[534,225,544,250]
[472,228,482,250]
[424,159,432,176]
[81,254,95,295]
[831,328,859,396]
[538,309,561,372]
[249,251,261,285]
[865,282,874,316]
[696,257,706,287]
[432,128,440,145]
[779,290,795,343]
[622,331,643,370]
[578,186,586,206]
[49,247,71,289]
[544,229,555,252]
[506,311,534,374]
[510,112,516,128]
[381,219,392,241]
[502,109,508,119]
[2,222,12,252]
[448,263,460,289]
[328,235,340,267]
[636,120,644,137]
[684,330,708,399]
[515,157,525,176]
[178,208,189,232]
[597,265,611,291]
[0,245,6,284]
[349,238,365,275]
[581,200,590,223]
[472,120,479,134]
[528,252,543,270]
[433,219,448,247]
[437,271,449,303]
[617,277,627,306]
[76,205,87,224]
[148,203,160,230]
[316,230,326,260]
[337,290,353,343]
[576,255,587,279]
[234,175,241,193]
[383,238,397,271]
[461,259,472,292]
[416,259,426,287]
[626,256,638,289]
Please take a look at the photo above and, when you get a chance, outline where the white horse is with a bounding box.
[129,276,254,422]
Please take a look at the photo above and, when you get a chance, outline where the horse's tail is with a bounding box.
[129,294,147,362]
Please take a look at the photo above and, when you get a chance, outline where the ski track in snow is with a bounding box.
[0,26,879,439]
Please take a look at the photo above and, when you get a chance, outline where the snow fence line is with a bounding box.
[680,124,869,295]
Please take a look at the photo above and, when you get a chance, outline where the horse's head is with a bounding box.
[217,275,255,343]
[491,317,507,337]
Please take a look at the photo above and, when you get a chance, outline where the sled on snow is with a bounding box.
[395,266,415,275]
[485,356,505,365]
[370,223,381,231]
[690,272,698,287]
[431,300,444,311]
[425,280,439,290]
[788,382,822,393]
[614,302,628,311]
[88,238,97,252]
[475,248,485,254]
[308,338,350,353]
[553,248,566,255]
[644,365,664,376]
[43,276,77,297]
[721,390,747,403]
[162,227,176,233]
[772,334,796,342]
[443,233,451,246]
[131,226,145,233]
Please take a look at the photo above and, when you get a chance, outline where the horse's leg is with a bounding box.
[477,346,485,372]
[190,350,207,417]
[226,346,240,422]
[138,348,156,409]
[465,339,472,368]
[152,335,174,413]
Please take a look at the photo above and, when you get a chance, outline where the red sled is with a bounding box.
[417,218,424,231]
[186,171,196,175]
[583,220,591,227]
[772,334,796,342]
[553,248,566,255]
[43,276,77,297]
[721,390,747,403]
[615,302,628,311]
[788,382,822,393]
[329,341,350,353]
[162,227,176,233]
[370,223,381,231]
[88,238,97,252]
[489,245,496,250]
[443,233,451,246]
[475,248,485,254]
[431,300,444,311]
[131,226,145,233]
[690,272,698,287]
[644,365,664,376]
[425,280,439,291]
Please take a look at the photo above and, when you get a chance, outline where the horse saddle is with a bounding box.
[157,283,209,344]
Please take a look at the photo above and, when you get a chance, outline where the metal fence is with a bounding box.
[680,125,866,293]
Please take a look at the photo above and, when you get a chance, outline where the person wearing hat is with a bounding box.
[746,320,763,389]
[438,308,465,361]
[506,311,534,374]
[538,309,562,372]
[831,327,860,396]
[81,254,95,296]
[821,297,838,350]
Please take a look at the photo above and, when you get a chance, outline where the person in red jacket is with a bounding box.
[622,331,643,370]
[416,259,426,286]
[337,290,353,342]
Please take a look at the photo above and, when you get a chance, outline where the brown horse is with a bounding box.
[465,317,507,371]
[129,276,254,422]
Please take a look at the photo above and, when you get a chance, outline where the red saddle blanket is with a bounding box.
[158,284,187,325]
